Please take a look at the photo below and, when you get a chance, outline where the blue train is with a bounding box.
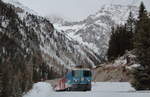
[55,69,92,91]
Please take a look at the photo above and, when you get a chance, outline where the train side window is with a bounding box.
[72,71,75,77]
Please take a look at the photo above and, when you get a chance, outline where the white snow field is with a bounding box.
[23,82,150,97]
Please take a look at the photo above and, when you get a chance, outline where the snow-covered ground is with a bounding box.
[23,82,150,97]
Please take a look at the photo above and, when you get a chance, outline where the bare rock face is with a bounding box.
[93,65,130,82]
[93,51,137,82]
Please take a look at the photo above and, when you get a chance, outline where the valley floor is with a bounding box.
[23,82,150,97]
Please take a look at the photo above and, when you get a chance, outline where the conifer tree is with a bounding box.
[131,2,150,90]
[107,21,134,61]
[126,11,135,50]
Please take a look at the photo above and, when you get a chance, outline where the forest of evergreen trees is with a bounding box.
[0,0,58,97]
[107,12,135,61]
[107,2,150,90]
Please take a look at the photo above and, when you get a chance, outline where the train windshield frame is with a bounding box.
[72,70,91,77]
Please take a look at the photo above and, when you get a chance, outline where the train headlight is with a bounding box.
[74,79,78,82]
[81,78,84,81]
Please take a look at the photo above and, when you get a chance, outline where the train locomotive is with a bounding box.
[54,69,92,91]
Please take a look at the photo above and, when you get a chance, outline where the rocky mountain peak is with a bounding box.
[50,4,138,59]
[2,0,38,14]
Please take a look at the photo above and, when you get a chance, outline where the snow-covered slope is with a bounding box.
[23,82,150,97]
[1,0,101,74]
[0,0,102,96]
[50,5,139,59]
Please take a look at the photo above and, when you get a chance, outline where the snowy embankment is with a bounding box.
[23,82,53,97]
[23,82,150,97]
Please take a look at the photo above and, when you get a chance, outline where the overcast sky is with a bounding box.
[19,0,150,21]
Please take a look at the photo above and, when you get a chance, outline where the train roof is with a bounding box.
[71,68,91,71]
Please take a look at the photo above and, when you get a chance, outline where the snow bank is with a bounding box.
[24,82,150,97]
[92,82,135,92]
[23,82,54,97]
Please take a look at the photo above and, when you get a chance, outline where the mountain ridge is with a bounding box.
[49,4,139,59]
[1,0,101,70]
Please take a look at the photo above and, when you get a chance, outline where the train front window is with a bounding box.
[72,70,81,77]
[83,71,91,77]
[72,71,75,77]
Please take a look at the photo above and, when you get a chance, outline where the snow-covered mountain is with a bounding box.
[50,4,139,59]
[0,0,101,96]
[2,0,101,70]
[46,15,66,24]
[3,0,38,15]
